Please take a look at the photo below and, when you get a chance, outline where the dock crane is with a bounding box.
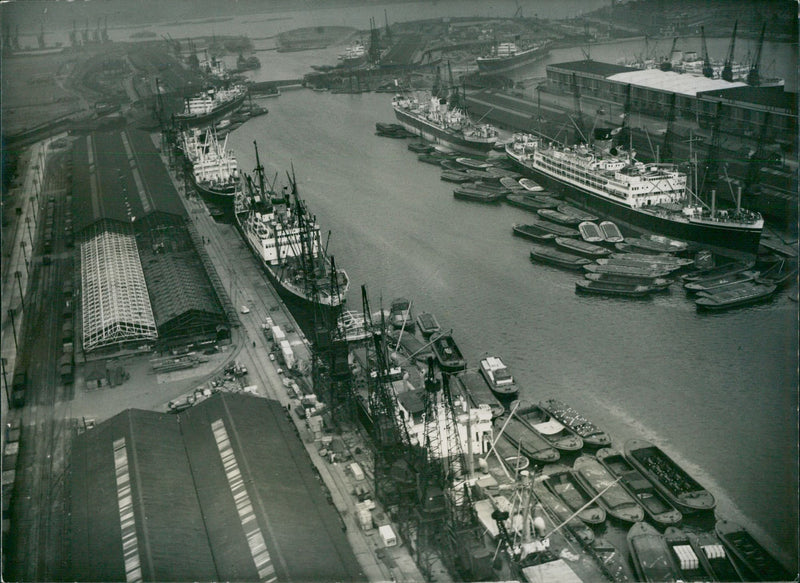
[721,20,738,82]
[81,18,89,44]
[661,92,676,162]
[101,16,109,43]
[571,73,588,144]
[69,20,77,47]
[37,23,45,49]
[660,36,678,71]
[700,26,714,78]
[746,23,766,86]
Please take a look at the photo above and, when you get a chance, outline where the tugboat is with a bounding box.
[478,355,518,397]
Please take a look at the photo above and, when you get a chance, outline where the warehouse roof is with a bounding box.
[607,69,747,96]
[68,393,364,582]
[547,60,637,78]
[696,85,797,113]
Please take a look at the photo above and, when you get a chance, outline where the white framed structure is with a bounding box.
[80,221,157,352]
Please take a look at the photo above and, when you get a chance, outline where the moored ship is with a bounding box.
[175,84,248,127]
[506,134,763,255]
[181,128,241,205]
[392,92,498,155]
[476,40,551,75]
[234,143,349,320]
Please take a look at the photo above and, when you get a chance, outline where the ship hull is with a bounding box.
[507,154,762,256]
[476,46,550,75]
[393,107,496,156]
[187,170,237,207]
[233,214,345,328]
[175,91,247,128]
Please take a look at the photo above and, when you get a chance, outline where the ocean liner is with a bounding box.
[476,40,551,75]
[234,143,349,317]
[175,84,248,127]
[180,128,240,205]
[392,92,498,155]
[506,134,763,255]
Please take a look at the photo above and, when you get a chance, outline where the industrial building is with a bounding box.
[68,393,364,582]
[71,128,231,354]
[545,60,797,143]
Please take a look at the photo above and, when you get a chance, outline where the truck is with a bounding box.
[271,325,286,344]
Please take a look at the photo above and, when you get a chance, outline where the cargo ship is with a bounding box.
[180,128,240,205]
[234,143,349,318]
[391,92,498,155]
[476,40,551,75]
[175,84,248,127]
[506,134,763,255]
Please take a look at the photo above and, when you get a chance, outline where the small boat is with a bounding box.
[389,329,433,363]
[456,370,504,419]
[453,188,503,204]
[627,521,680,582]
[597,257,685,274]
[512,223,556,242]
[440,171,473,183]
[557,203,598,222]
[609,253,693,268]
[596,447,682,526]
[624,439,716,513]
[589,537,632,582]
[754,258,797,288]
[506,193,557,211]
[479,355,519,397]
[538,399,611,448]
[518,219,579,238]
[683,270,759,293]
[715,519,793,582]
[530,244,591,270]
[691,530,746,582]
[695,282,778,311]
[499,176,524,191]
[554,237,610,258]
[681,260,755,282]
[440,159,465,171]
[537,208,583,226]
[642,234,689,253]
[491,435,529,472]
[533,478,596,546]
[455,157,493,170]
[542,464,606,525]
[389,297,414,330]
[415,312,441,337]
[496,413,559,463]
[513,400,582,450]
[407,141,435,153]
[599,221,624,243]
[617,237,679,254]
[584,263,673,278]
[431,332,466,373]
[518,178,545,192]
[663,527,717,582]
[462,168,492,180]
[418,153,450,165]
[572,455,644,523]
[579,221,605,243]
[575,280,655,298]
[485,166,522,180]
[585,273,673,291]
[376,122,405,133]
[469,180,509,195]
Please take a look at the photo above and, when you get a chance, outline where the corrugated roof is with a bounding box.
[68,394,364,582]
[547,60,638,78]
[607,70,747,97]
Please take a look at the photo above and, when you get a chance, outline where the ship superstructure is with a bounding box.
[506,134,763,254]
[175,84,248,127]
[180,128,240,202]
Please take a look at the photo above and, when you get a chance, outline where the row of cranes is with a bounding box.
[69,17,109,47]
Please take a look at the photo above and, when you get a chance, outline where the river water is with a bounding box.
[226,87,799,571]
